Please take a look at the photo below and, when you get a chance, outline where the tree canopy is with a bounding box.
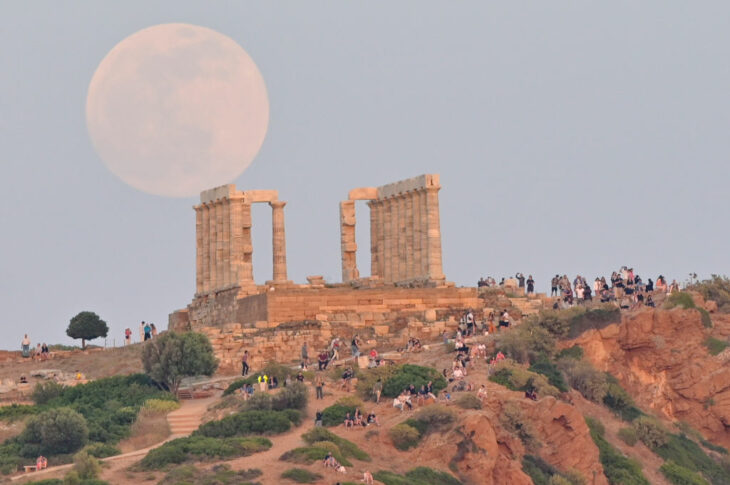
[66,311,109,349]
[141,331,218,394]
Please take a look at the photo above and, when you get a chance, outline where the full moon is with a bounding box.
[86,23,269,197]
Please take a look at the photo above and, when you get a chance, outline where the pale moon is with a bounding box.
[86,23,269,197]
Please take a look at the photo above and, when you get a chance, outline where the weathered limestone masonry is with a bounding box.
[342,174,445,285]
[169,175,508,372]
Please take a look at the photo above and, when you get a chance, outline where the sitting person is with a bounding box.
[392,397,404,412]
[344,412,354,428]
[525,388,538,401]
[438,391,452,404]
[398,391,413,411]
[453,367,464,380]
[315,410,323,427]
[366,412,380,426]
[477,384,488,401]
[19,375,28,384]
[353,408,363,426]
[323,451,338,468]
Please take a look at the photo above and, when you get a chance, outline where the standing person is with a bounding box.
[241,350,250,376]
[351,335,360,357]
[301,342,309,368]
[315,375,324,400]
[150,323,158,338]
[551,275,559,297]
[373,378,383,403]
[516,273,525,288]
[526,275,535,295]
[124,328,132,346]
[21,334,31,358]
[139,322,145,343]
[143,322,152,341]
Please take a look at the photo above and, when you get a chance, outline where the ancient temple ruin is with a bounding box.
[170,174,468,353]
[194,185,290,297]
[340,174,444,285]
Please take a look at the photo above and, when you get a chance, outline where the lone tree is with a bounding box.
[66,311,109,349]
[141,331,218,395]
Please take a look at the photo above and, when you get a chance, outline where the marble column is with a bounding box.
[215,200,224,290]
[368,200,379,278]
[270,200,288,282]
[425,186,445,281]
[340,200,358,281]
[382,198,393,281]
[412,189,423,279]
[404,192,414,279]
[221,199,231,287]
[207,203,217,292]
[195,206,203,294]
[240,201,254,282]
[391,196,400,281]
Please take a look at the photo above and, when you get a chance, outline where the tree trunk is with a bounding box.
[82,338,86,350]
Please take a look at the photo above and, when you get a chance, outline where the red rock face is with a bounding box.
[413,401,606,485]
[570,307,730,448]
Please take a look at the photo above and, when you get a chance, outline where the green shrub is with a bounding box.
[281,467,323,483]
[142,399,180,414]
[654,433,730,485]
[244,392,273,411]
[280,445,352,466]
[301,427,370,461]
[660,460,710,485]
[500,401,538,450]
[699,309,713,328]
[455,393,482,410]
[586,417,650,485]
[373,467,462,485]
[529,355,569,392]
[703,337,729,356]
[272,382,308,411]
[666,292,697,309]
[389,423,421,450]
[687,275,730,313]
[320,396,363,427]
[633,417,669,449]
[19,407,89,455]
[23,480,63,485]
[557,345,584,360]
[412,405,457,432]
[618,427,638,446]
[356,366,400,400]
[32,381,64,405]
[72,451,100,480]
[496,322,557,363]
[558,359,607,402]
[139,435,271,470]
[603,374,643,421]
[195,409,295,438]
[63,471,80,485]
[489,361,560,397]
[0,403,38,421]
[157,464,262,485]
[223,377,256,396]
[81,442,119,458]
[522,454,560,485]
[381,364,447,398]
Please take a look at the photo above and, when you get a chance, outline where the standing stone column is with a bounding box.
[240,201,254,283]
[195,206,203,294]
[340,200,358,281]
[368,200,379,278]
[215,200,224,290]
[404,192,414,279]
[221,199,231,287]
[382,198,393,281]
[208,202,217,292]
[425,185,445,281]
[412,189,423,279]
[391,196,401,281]
[270,200,289,283]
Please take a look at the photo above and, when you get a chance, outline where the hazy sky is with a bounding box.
[1,2,728,349]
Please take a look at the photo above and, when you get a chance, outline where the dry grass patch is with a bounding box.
[118,408,170,453]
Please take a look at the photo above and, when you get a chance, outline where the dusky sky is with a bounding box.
[1,2,728,349]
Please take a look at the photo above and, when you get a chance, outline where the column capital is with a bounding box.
[269,200,287,209]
